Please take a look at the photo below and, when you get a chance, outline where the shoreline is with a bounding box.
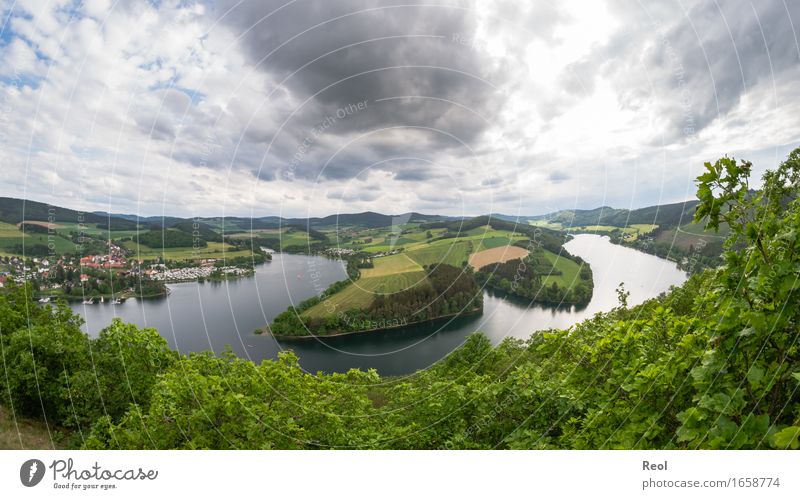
[259,307,483,340]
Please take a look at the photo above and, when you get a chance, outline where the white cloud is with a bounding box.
[0,0,798,218]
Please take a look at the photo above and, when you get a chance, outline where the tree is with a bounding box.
[677,149,800,448]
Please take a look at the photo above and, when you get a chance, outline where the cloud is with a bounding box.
[0,0,797,218]
[211,0,511,182]
[562,0,800,142]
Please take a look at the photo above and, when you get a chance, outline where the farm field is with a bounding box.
[0,221,76,255]
[405,240,474,267]
[228,228,313,248]
[469,245,529,269]
[54,222,142,239]
[303,253,429,319]
[122,241,254,260]
[540,249,584,288]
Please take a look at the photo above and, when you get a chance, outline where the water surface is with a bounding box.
[72,235,687,375]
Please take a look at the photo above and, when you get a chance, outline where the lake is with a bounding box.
[72,234,688,375]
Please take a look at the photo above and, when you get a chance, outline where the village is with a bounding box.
[0,239,257,300]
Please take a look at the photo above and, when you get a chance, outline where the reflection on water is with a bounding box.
[71,235,687,375]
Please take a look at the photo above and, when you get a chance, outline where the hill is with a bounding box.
[1,197,138,229]
[527,200,700,229]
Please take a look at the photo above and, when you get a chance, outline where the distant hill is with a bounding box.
[1,197,138,229]
[9,196,700,234]
[92,210,449,230]
[525,200,700,229]
[287,211,449,229]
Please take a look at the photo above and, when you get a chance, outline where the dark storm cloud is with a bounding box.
[212,0,510,182]
[559,0,800,141]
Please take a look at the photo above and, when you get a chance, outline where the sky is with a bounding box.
[0,0,798,219]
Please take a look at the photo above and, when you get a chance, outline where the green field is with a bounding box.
[540,249,584,288]
[405,240,474,267]
[0,221,76,255]
[227,228,313,247]
[122,241,254,260]
[361,253,424,276]
[302,271,429,319]
[338,227,449,253]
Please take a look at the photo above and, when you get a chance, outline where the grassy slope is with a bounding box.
[540,249,584,288]
[122,240,253,260]
[0,405,64,450]
[0,221,76,255]
[227,228,313,247]
[303,253,428,319]
[405,240,474,267]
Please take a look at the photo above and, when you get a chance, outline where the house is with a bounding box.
[0,275,6,288]
[80,274,90,283]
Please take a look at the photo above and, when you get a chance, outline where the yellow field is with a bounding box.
[468,245,529,269]
[0,222,21,237]
[361,253,424,277]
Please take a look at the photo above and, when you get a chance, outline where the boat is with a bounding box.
[100,296,105,303]
[112,298,122,304]
[38,297,50,303]
[82,299,94,305]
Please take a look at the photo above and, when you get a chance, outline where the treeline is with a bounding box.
[271,264,483,337]
[171,221,224,242]
[137,229,206,248]
[18,222,50,234]
[475,250,594,305]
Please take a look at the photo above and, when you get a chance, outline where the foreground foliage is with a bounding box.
[1,150,798,449]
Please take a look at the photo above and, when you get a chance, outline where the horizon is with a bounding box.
[3,193,700,221]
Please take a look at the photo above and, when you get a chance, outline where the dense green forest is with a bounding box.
[0,150,798,450]
[137,228,206,248]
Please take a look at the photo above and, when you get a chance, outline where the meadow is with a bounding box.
[121,241,254,260]
[0,221,76,256]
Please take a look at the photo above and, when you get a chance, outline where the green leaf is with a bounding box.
[771,427,800,449]
[746,365,765,388]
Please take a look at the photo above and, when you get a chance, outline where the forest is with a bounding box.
[0,149,798,450]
